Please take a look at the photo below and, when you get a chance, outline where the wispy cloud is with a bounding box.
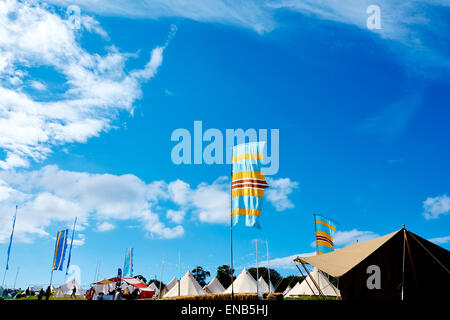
[423,194,450,220]
[0,0,172,169]
[429,235,450,245]
[46,0,450,75]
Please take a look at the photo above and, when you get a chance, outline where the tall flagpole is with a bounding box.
[256,239,259,298]
[178,251,181,297]
[159,250,164,298]
[313,214,318,255]
[266,240,271,294]
[65,217,78,279]
[3,205,18,288]
[13,267,19,289]
[230,146,234,300]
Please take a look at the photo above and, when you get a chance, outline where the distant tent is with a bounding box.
[204,277,225,294]
[295,227,450,300]
[285,267,340,297]
[148,282,160,296]
[92,277,154,299]
[283,285,292,296]
[161,277,177,297]
[164,271,207,297]
[257,277,273,293]
[54,278,84,297]
[224,268,258,294]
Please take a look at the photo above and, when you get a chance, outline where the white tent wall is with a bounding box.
[204,277,225,294]
[56,278,84,296]
[164,271,206,297]
[161,277,177,297]
[286,267,340,297]
[224,268,258,294]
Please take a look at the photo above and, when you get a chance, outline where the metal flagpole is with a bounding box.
[256,239,259,298]
[13,267,19,289]
[3,205,18,288]
[159,251,164,298]
[178,251,181,296]
[230,146,234,300]
[266,240,271,294]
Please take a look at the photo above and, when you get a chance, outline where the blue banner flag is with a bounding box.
[123,248,133,277]
[314,214,338,255]
[231,142,269,229]
[5,205,18,271]
[52,229,69,271]
[65,217,77,275]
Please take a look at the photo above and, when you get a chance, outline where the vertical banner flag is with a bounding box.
[52,229,69,271]
[314,214,338,255]
[123,248,133,277]
[65,217,77,275]
[117,268,122,287]
[6,205,18,270]
[231,142,269,229]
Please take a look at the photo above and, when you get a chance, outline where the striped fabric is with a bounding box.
[314,215,338,255]
[52,229,68,271]
[231,142,269,229]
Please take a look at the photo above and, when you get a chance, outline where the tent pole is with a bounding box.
[401,225,406,300]
[300,261,326,300]
[294,262,317,298]
[318,269,339,297]
[404,230,418,287]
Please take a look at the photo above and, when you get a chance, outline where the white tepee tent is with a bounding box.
[204,277,225,294]
[164,271,207,297]
[148,282,160,296]
[54,278,84,297]
[285,267,340,297]
[283,285,293,296]
[224,268,258,294]
[257,277,274,293]
[161,277,177,297]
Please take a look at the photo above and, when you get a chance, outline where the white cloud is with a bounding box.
[0,0,170,169]
[96,222,115,232]
[0,165,184,242]
[265,178,299,211]
[45,0,450,74]
[423,194,450,220]
[266,252,315,270]
[429,235,450,245]
[166,209,186,224]
[334,229,379,247]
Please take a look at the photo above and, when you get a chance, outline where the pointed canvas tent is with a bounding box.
[285,267,340,297]
[257,277,273,293]
[54,278,84,297]
[148,282,160,296]
[283,285,292,296]
[224,268,258,294]
[204,277,225,294]
[161,277,177,297]
[295,228,450,300]
[164,271,207,297]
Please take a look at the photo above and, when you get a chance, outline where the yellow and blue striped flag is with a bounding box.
[52,229,68,271]
[231,142,269,229]
[314,214,338,255]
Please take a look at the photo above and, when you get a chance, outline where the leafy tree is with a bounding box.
[191,266,210,287]
[146,279,165,290]
[216,265,235,289]
[134,275,147,283]
[248,267,282,289]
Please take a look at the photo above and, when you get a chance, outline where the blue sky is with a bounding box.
[0,0,449,289]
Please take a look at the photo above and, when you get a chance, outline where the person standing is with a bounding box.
[38,288,44,300]
[71,286,77,299]
[45,286,51,300]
